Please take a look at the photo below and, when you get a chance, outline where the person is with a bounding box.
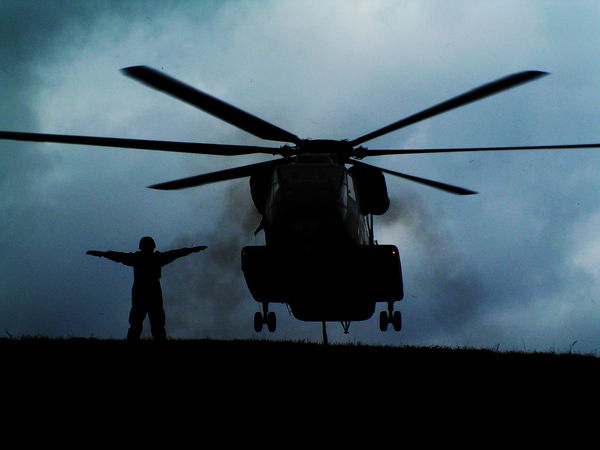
[87,236,207,341]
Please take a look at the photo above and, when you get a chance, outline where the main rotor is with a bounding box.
[1,65,599,195]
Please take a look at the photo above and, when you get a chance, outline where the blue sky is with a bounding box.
[1,0,600,352]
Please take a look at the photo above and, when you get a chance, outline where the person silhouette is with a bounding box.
[87,236,207,341]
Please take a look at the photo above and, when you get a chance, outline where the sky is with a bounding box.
[2,0,600,352]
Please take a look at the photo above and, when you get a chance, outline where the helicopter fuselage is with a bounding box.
[265,153,369,247]
[242,153,403,324]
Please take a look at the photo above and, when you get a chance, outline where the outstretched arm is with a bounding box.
[174,245,208,256]
[86,250,132,264]
[160,245,208,265]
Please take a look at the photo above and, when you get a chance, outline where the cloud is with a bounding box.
[2,1,600,351]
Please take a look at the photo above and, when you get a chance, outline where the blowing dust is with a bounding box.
[380,192,488,338]
[161,181,261,339]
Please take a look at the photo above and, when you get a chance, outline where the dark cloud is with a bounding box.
[2,1,600,351]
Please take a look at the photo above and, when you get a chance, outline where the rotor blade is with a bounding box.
[349,70,549,147]
[149,158,285,190]
[122,65,301,145]
[0,131,281,156]
[352,160,477,195]
[355,143,600,157]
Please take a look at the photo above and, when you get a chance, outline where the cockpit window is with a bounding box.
[347,173,357,200]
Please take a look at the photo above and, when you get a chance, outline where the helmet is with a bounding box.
[139,236,156,251]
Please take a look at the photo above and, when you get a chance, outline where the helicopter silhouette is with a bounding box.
[2,66,600,342]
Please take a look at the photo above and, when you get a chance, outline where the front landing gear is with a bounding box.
[380,302,402,332]
[254,303,276,332]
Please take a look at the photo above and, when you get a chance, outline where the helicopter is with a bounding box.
[2,66,599,342]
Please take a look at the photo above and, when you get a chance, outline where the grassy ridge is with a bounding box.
[2,337,598,438]
[3,336,597,391]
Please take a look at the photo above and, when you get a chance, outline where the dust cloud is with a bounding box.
[381,192,488,338]
[161,181,261,338]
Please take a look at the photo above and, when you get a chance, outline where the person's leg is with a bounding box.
[127,305,146,341]
[148,307,167,341]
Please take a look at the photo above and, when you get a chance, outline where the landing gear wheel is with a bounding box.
[266,311,276,332]
[254,312,263,332]
[392,311,402,331]
[379,311,389,332]
[380,306,402,332]
[254,304,276,333]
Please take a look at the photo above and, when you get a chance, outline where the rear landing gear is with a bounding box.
[379,303,401,332]
[254,303,276,332]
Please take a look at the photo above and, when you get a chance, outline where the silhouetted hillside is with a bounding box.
[2,337,597,440]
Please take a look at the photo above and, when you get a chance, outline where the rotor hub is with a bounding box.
[297,139,353,155]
